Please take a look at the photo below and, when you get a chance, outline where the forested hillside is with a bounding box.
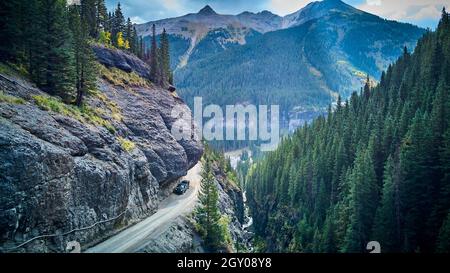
[175,2,424,117]
[245,10,450,253]
[0,0,173,101]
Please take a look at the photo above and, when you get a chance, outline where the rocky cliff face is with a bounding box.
[0,47,203,252]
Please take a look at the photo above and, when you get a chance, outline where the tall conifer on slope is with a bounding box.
[372,156,401,252]
[69,3,97,107]
[0,0,23,61]
[343,146,378,252]
[96,0,108,33]
[111,2,125,47]
[38,0,75,100]
[125,17,133,46]
[80,0,97,37]
[159,28,173,85]
[195,155,224,251]
[149,24,160,84]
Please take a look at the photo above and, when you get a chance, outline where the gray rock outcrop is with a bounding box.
[92,44,151,79]
[0,48,203,252]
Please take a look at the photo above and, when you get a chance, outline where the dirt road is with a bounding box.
[85,163,202,253]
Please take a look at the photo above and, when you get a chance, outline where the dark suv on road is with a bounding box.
[173,180,190,195]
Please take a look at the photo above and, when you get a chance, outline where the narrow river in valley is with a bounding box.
[224,149,254,252]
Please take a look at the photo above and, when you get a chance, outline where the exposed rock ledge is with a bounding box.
[92,44,151,79]
[0,48,203,252]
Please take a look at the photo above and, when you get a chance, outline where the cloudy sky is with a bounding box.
[106,0,448,28]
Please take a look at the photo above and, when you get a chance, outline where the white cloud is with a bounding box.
[130,16,146,24]
[162,0,183,12]
[268,0,315,15]
[409,5,442,20]
[357,0,445,21]
[366,0,382,7]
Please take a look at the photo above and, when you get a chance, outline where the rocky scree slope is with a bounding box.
[0,47,203,252]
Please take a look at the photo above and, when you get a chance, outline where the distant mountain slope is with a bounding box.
[176,21,335,110]
[137,0,425,128]
[175,6,424,115]
[137,5,279,70]
[282,0,362,28]
[136,5,282,38]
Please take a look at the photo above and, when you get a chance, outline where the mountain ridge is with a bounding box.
[173,8,425,126]
[137,0,425,134]
[136,0,376,36]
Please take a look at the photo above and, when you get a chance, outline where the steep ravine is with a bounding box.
[139,155,252,253]
[0,47,204,252]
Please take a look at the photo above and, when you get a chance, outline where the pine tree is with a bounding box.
[125,17,133,49]
[96,0,108,33]
[438,7,449,31]
[111,2,125,47]
[159,28,173,84]
[131,27,139,55]
[38,0,75,100]
[195,155,228,251]
[399,112,435,252]
[80,0,97,38]
[0,0,23,61]
[343,147,378,252]
[372,156,401,252]
[149,24,160,84]
[105,11,113,33]
[363,74,371,99]
[137,35,144,59]
[69,4,97,107]
[322,212,337,253]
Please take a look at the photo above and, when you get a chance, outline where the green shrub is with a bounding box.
[0,62,28,78]
[0,91,25,104]
[91,90,123,122]
[117,137,136,152]
[99,65,150,89]
[33,95,116,133]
